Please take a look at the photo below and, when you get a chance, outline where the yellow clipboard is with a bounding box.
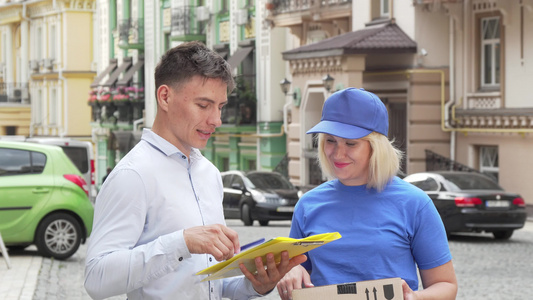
[196,232,342,281]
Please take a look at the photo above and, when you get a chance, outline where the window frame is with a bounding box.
[479,145,499,182]
[380,0,390,18]
[475,12,504,92]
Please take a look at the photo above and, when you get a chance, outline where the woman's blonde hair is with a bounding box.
[316,132,403,192]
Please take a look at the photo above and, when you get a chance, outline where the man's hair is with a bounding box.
[316,132,403,192]
[154,41,235,96]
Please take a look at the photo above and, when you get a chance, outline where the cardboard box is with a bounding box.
[293,277,403,300]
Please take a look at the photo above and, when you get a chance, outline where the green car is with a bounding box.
[0,141,94,260]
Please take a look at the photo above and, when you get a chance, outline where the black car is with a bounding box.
[221,171,300,226]
[403,171,527,240]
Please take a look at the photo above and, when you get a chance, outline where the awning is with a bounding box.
[102,57,133,87]
[117,57,144,86]
[90,59,118,88]
[217,51,229,60]
[227,46,253,70]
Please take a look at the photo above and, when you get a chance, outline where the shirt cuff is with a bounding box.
[160,230,192,264]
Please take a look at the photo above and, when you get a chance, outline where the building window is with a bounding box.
[49,88,58,126]
[5,126,16,135]
[381,0,390,17]
[222,157,229,171]
[480,16,500,88]
[480,146,498,181]
[247,159,256,171]
[37,27,43,60]
[50,24,56,60]
[34,90,42,125]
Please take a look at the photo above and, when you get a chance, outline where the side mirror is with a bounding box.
[231,183,244,191]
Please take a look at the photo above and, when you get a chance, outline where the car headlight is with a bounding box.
[251,190,266,203]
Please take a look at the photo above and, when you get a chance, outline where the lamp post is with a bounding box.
[322,74,335,93]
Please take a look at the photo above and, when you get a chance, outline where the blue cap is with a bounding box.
[306,88,388,139]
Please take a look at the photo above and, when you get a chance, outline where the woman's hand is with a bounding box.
[402,280,419,300]
[276,264,313,300]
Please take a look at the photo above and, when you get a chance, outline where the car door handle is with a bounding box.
[32,188,50,194]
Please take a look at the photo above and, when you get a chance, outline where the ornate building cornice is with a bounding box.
[289,56,343,75]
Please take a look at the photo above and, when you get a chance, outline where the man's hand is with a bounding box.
[239,251,308,296]
[277,264,313,300]
[183,224,240,261]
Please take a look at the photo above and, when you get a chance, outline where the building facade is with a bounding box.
[0,0,95,141]
[267,0,533,205]
[90,0,288,183]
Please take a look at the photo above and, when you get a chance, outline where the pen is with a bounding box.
[240,238,266,251]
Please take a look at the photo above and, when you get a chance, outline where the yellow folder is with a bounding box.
[196,232,342,281]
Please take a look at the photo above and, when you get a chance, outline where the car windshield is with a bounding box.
[441,173,503,191]
[246,173,294,190]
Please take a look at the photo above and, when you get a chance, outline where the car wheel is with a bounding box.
[493,230,513,240]
[259,220,269,226]
[35,213,82,260]
[241,203,254,226]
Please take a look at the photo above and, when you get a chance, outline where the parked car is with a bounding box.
[221,171,300,226]
[25,137,97,203]
[0,141,94,259]
[403,171,527,239]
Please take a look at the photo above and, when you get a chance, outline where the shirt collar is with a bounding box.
[141,128,202,162]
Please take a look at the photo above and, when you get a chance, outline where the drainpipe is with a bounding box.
[133,117,144,132]
[447,14,456,162]
[58,7,67,137]
[283,98,291,134]
[22,2,34,137]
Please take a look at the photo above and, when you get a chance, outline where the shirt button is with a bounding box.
[181,155,186,159]
[211,287,214,292]
[178,257,183,261]
[209,257,212,262]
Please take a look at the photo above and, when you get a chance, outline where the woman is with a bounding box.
[277,88,457,300]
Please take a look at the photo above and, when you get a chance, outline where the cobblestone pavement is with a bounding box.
[2,219,532,299]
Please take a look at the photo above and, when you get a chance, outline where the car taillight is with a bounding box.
[513,197,526,207]
[90,159,95,185]
[455,197,482,207]
[64,174,89,196]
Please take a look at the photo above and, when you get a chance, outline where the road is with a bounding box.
[5,220,533,299]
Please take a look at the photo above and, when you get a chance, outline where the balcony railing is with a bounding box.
[88,85,144,125]
[119,18,144,48]
[425,149,480,173]
[171,6,206,39]
[0,83,30,104]
[269,0,351,15]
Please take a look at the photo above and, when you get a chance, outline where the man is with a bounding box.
[85,41,306,300]
[101,167,112,183]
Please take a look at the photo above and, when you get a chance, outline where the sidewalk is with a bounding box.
[0,246,41,300]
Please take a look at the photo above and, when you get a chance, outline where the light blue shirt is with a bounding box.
[85,129,261,300]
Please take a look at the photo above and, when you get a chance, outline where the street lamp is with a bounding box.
[322,74,335,93]
[280,78,292,95]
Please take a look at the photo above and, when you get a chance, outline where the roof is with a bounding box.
[282,21,417,60]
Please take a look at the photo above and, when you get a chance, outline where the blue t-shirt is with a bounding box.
[290,177,452,290]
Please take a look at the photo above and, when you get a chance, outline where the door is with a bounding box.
[0,148,52,241]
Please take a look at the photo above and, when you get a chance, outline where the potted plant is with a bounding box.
[87,90,98,106]
[112,93,130,106]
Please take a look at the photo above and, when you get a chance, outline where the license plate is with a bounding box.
[486,200,510,208]
[277,206,295,212]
